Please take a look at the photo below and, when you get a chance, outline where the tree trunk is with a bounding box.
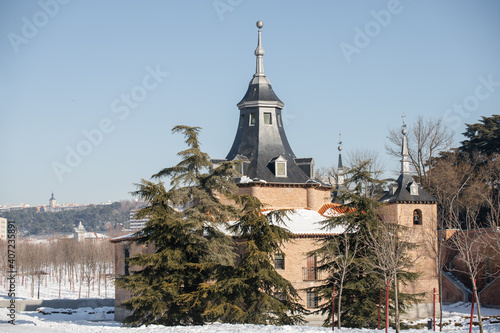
[337,283,343,329]
[438,240,443,332]
[394,274,400,333]
[472,281,484,333]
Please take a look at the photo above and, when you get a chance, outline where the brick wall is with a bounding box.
[441,273,468,303]
[236,183,331,211]
[113,240,155,322]
[378,203,439,304]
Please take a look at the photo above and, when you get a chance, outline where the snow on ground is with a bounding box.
[0,273,114,300]
[1,303,500,333]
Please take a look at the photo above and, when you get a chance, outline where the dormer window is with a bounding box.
[234,161,243,175]
[250,113,256,126]
[264,112,272,124]
[232,155,249,176]
[413,209,422,225]
[276,162,286,176]
[389,183,398,195]
[409,182,419,195]
[272,155,287,177]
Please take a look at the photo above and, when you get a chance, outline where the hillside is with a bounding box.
[0,201,143,235]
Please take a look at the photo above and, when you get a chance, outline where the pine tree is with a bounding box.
[116,126,241,326]
[309,161,420,328]
[205,196,307,325]
[461,114,500,157]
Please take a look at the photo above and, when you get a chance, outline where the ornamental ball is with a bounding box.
[256,21,264,29]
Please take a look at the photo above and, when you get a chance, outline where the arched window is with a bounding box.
[413,209,422,225]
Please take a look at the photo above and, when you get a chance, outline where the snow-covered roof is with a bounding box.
[281,208,345,236]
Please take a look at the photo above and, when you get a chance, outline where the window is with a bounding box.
[250,113,256,126]
[276,162,286,177]
[264,112,272,124]
[413,209,422,225]
[277,113,282,127]
[124,247,130,276]
[304,255,317,281]
[307,292,318,308]
[274,254,285,270]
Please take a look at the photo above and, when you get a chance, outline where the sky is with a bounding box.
[1,0,499,207]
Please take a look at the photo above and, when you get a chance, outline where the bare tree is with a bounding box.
[346,149,387,199]
[446,171,489,333]
[386,116,454,186]
[314,230,359,329]
[365,221,420,333]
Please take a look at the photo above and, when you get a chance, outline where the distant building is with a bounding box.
[0,217,7,241]
[128,209,148,231]
[73,221,109,242]
[48,192,57,211]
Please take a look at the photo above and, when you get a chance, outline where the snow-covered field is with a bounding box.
[0,270,114,300]
[1,302,500,333]
[1,274,499,332]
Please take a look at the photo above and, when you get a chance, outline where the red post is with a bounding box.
[433,288,436,331]
[378,288,382,330]
[469,280,475,333]
[332,286,336,331]
[386,281,389,333]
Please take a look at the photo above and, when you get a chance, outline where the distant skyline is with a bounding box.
[1,1,499,206]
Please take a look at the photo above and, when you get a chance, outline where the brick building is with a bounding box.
[111,21,440,323]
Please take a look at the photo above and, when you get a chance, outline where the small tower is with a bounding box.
[332,133,347,203]
[74,221,86,242]
[379,115,439,318]
[49,192,56,211]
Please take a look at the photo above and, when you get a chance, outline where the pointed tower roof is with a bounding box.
[333,133,347,203]
[220,21,326,185]
[237,21,284,110]
[380,116,437,203]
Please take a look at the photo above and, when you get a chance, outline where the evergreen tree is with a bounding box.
[205,196,306,325]
[309,161,420,328]
[460,114,500,156]
[116,126,241,326]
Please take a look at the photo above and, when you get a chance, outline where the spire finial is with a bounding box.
[401,114,410,174]
[337,132,344,185]
[255,21,265,76]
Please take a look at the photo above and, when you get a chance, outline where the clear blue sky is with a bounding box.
[1,0,499,206]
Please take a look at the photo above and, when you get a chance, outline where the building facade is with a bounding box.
[112,21,440,323]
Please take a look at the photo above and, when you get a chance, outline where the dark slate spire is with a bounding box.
[224,21,316,184]
[379,116,437,203]
[337,133,344,186]
[332,134,347,203]
[237,21,284,109]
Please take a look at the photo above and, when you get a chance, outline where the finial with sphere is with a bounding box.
[257,21,264,29]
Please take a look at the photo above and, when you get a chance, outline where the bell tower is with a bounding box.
[379,117,439,318]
